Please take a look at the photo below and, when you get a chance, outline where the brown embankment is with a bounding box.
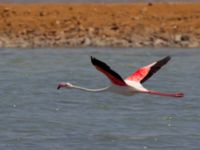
[0,3,199,48]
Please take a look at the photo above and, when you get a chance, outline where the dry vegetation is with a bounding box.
[0,3,199,48]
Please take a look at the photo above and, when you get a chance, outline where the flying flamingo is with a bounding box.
[57,56,184,98]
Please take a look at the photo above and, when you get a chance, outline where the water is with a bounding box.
[0,48,199,150]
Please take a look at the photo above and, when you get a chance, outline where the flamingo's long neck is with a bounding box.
[71,85,109,92]
[147,90,184,98]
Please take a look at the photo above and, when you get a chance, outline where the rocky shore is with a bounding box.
[0,3,199,48]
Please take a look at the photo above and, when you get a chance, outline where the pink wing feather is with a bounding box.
[126,56,171,83]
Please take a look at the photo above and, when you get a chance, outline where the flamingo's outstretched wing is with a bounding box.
[91,56,127,86]
[126,56,171,83]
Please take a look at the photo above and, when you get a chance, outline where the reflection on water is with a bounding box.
[0,48,200,150]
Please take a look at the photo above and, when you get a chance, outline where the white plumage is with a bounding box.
[57,56,184,98]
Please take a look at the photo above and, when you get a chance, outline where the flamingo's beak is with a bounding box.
[57,85,61,90]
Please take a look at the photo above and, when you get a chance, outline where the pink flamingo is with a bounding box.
[57,56,184,98]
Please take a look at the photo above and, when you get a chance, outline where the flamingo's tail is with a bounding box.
[146,90,184,98]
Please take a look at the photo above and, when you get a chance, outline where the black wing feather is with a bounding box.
[91,56,126,84]
[141,56,171,83]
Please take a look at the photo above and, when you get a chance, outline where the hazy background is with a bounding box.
[0,0,199,3]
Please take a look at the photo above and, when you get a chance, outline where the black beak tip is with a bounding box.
[57,86,60,90]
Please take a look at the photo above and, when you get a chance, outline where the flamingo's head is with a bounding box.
[57,82,73,90]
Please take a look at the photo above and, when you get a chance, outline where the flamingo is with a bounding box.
[57,56,184,98]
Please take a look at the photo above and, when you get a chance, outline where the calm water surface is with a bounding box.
[0,48,200,150]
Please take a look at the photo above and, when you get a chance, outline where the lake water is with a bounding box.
[0,48,200,150]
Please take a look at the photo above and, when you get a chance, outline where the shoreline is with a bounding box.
[0,3,199,48]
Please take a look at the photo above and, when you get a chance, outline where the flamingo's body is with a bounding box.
[57,56,184,98]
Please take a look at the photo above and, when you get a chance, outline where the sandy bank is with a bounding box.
[0,3,199,48]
